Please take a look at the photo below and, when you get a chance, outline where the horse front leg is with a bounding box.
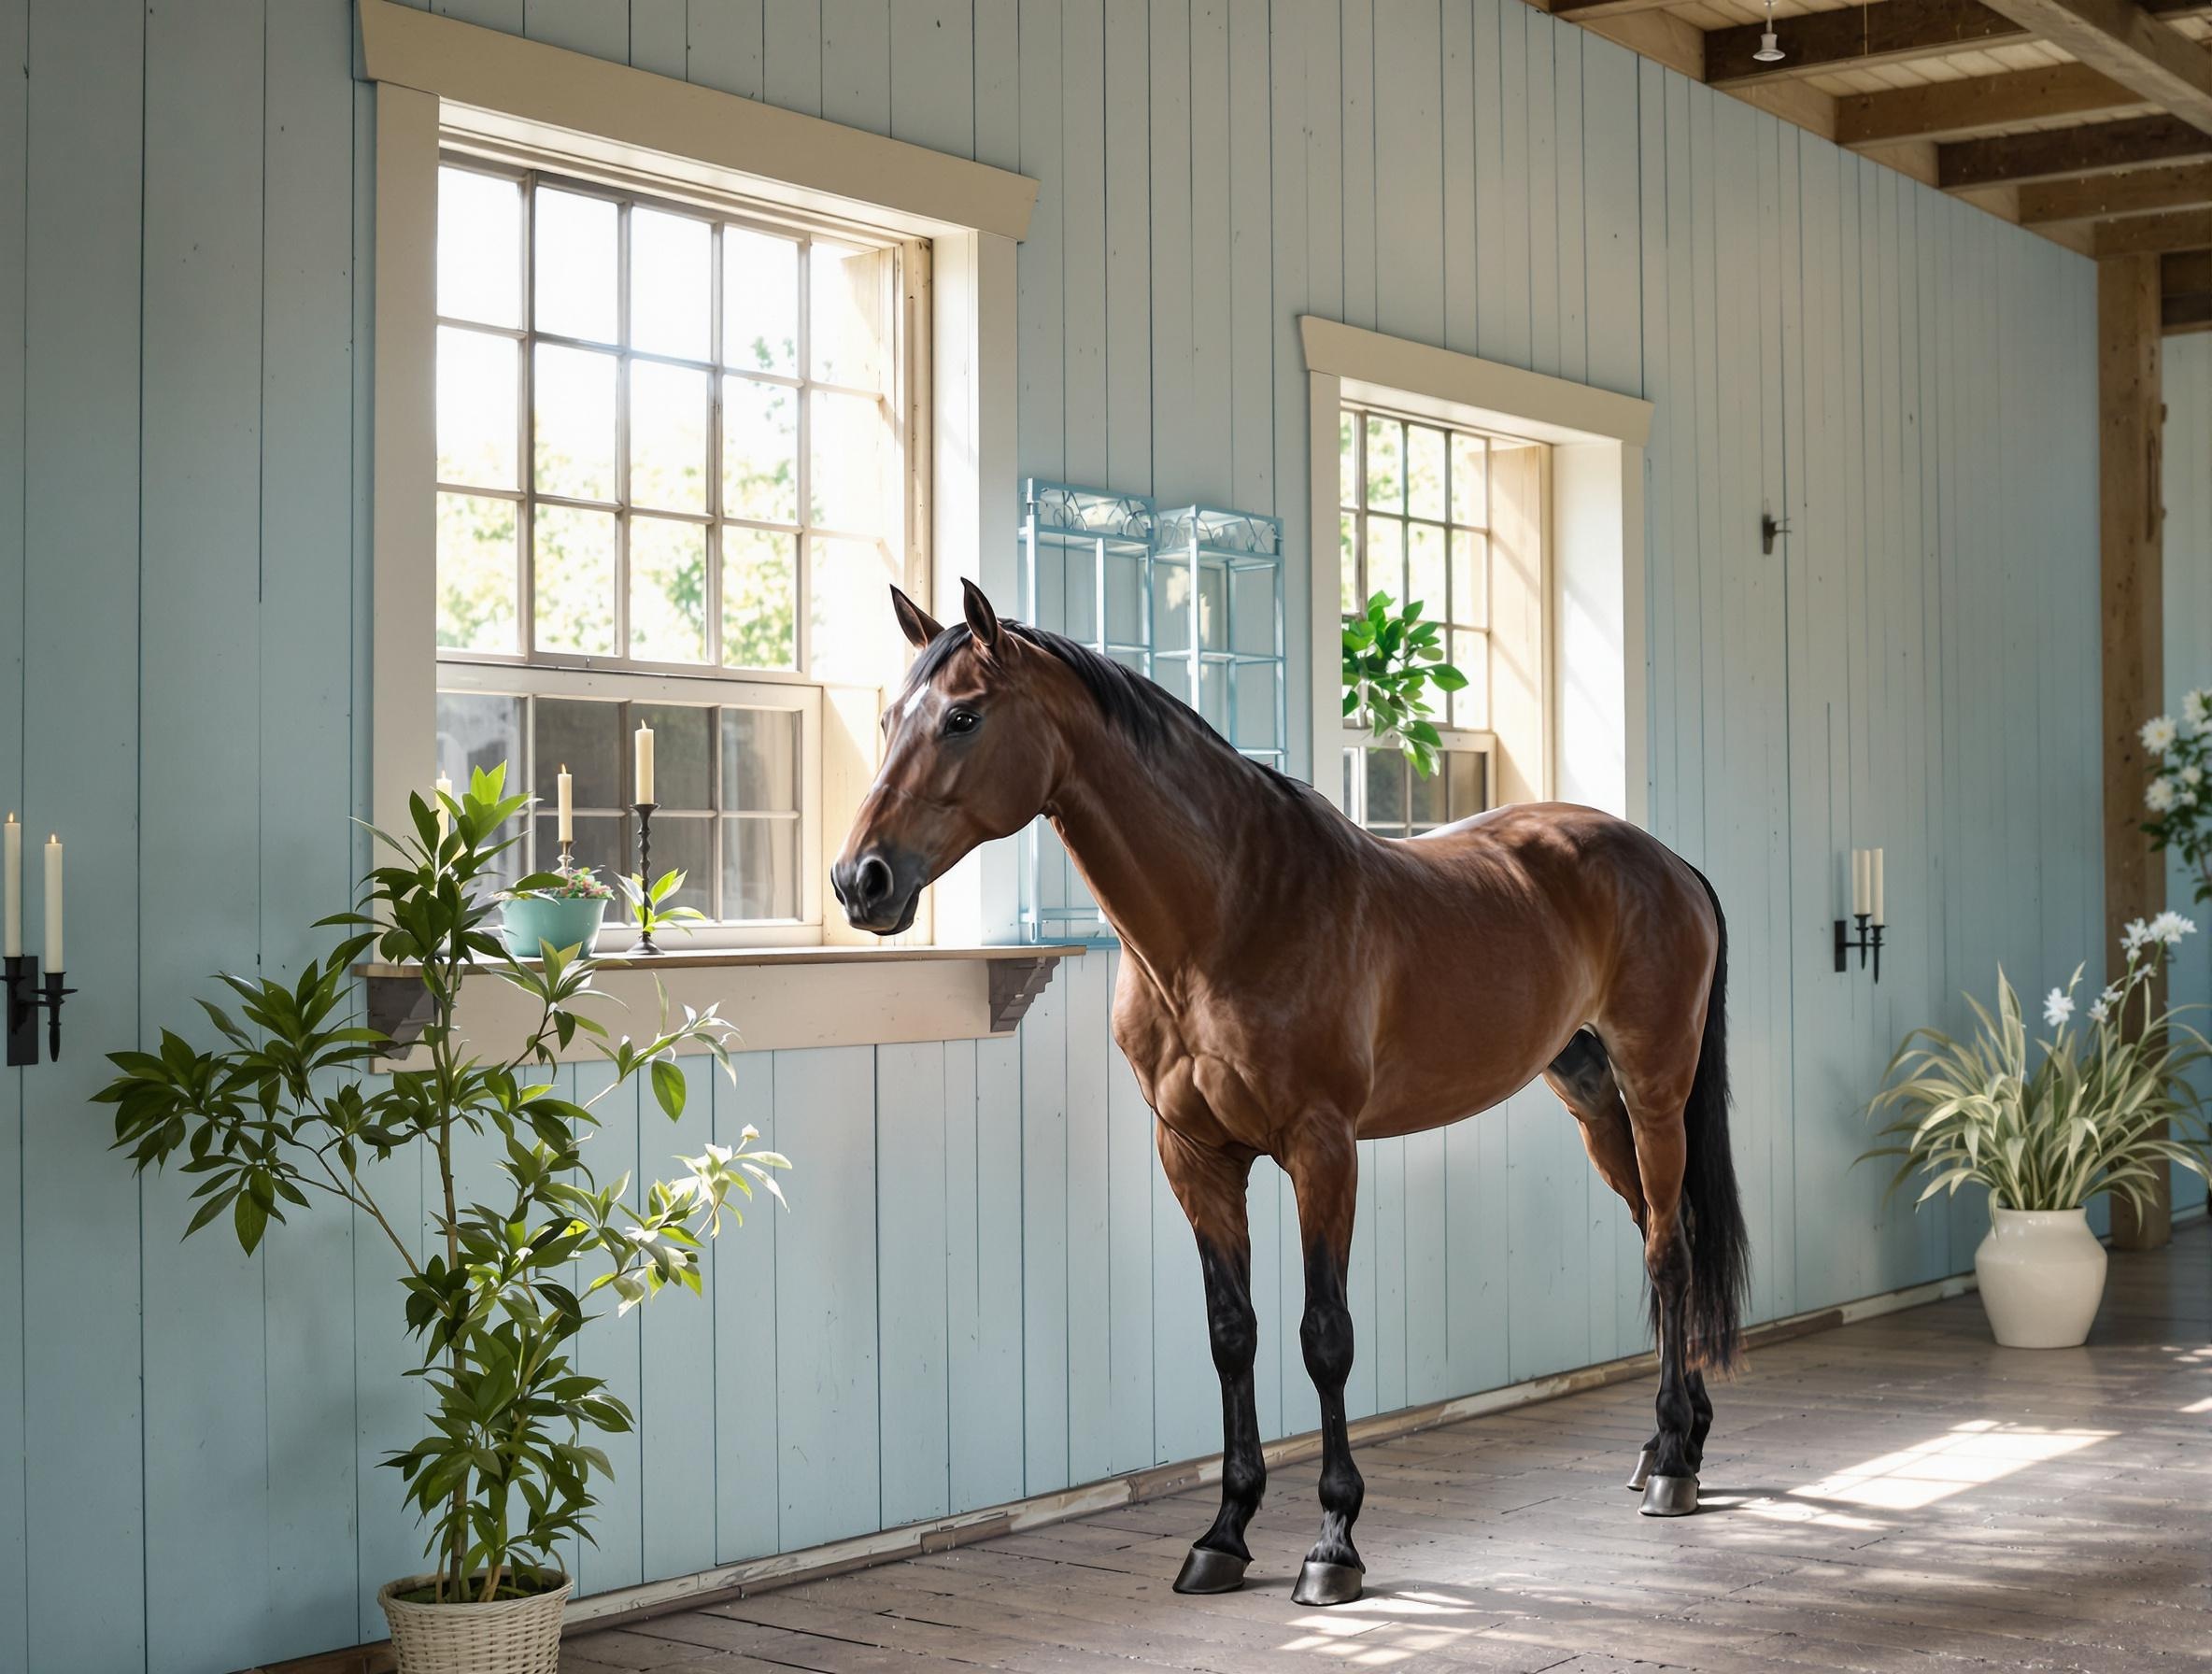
[1283,1125,1364,1607]
[1158,1122,1265,1595]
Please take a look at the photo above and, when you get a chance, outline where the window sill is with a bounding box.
[361,943,1085,1062]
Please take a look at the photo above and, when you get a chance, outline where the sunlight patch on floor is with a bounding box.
[1780,1419,2112,1513]
[1278,1591,1499,1664]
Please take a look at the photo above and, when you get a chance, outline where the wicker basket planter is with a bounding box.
[377,1569,573,1674]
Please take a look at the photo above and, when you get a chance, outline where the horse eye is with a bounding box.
[943,708,980,736]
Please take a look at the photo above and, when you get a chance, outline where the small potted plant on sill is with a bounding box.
[1341,590,1468,778]
[1863,915,2210,1348]
[98,765,789,1674]
[500,862,615,960]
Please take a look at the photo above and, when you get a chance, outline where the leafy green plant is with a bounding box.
[2139,689,2212,902]
[98,765,788,1606]
[1341,590,1468,778]
[1863,916,2211,1214]
[619,866,707,942]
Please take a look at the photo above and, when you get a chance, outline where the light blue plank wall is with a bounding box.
[0,3,2104,1669]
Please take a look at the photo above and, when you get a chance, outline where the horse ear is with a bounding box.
[888,585,943,649]
[960,577,1002,654]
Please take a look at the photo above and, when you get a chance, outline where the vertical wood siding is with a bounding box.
[0,3,2102,1668]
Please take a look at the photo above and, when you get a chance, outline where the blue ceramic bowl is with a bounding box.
[501,894,609,960]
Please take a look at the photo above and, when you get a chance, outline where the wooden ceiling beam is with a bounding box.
[1940,114,2212,188]
[1837,64,2146,148]
[1978,0,2212,135]
[1708,0,2031,88]
[2019,159,2212,221]
[2163,248,2212,290]
[1549,0,1684,19]
[2093,205,2212,252]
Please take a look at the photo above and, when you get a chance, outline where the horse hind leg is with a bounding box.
[1543,1030,1661,1493]
[1617,1067,1705,1518]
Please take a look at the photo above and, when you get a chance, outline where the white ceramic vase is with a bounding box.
[1973,1207,2107,1348]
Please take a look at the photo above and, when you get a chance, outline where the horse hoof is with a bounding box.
[1639,1474,1699,1517]
[1173,1545,1249,1594]
[1290,1559,1365,1607]
[1625,1447,1656,1491]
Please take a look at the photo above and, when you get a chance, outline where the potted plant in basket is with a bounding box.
[98,766,789,1674]
[1863,915,2210,1348]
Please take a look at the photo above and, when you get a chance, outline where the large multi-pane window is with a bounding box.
[1339,404,1501,837]
[432,151,911,933]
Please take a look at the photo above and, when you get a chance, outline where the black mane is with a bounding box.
[904,618,1307,799]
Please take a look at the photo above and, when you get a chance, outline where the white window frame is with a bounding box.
[363,0,1035,948]
[1300,318,1654,826]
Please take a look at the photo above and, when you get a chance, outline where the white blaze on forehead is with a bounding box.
[894,683,934,729]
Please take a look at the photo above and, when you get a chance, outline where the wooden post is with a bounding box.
[2098,252,2171,1251]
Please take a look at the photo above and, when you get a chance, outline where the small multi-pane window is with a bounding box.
[432,151,911,935]
[1339,404,1499,836]
[1342,745,1492,839]
[434,157,901,674]
[1340,405,1491,733]
[437,683,809,920]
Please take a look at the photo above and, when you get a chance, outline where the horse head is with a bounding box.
[830,580,1067,934]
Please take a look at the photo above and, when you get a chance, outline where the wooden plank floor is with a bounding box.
[566,1221,2212,1674]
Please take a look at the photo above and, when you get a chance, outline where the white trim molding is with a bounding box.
[357,0,1036,243]
[1300,318,1652,828]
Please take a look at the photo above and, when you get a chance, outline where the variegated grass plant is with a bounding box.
[1864,915,2212,1215]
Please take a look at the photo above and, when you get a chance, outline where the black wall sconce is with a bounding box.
[5,816,72,1067]
[1835,844,1886,982]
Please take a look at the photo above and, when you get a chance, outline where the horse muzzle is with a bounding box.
[830,846,925,936]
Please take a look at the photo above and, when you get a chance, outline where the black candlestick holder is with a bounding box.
[6,955,74,1066]
[1834,914,1884,983]
[630,802,663,956]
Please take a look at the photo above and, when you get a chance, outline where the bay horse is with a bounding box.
[833,581,1748,1609]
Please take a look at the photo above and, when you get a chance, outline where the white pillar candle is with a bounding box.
[43,834,62,972]
[557,765,574,843]
[634,723,656,805]
[1871,847,1886,927]
[3,814,20,959]
[1850,848,1871,918]
[434,774,453,842]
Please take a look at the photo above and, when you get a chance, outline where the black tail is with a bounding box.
[1679,870,1750,1373]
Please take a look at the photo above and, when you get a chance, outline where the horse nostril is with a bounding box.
[856,854,893,905]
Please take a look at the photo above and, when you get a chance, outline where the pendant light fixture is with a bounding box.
[1751,0,1786,62]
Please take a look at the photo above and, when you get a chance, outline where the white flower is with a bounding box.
[2185,765,2205,787]
[2043,988,2075,1028]
[2146,776,2178,814]
[2149,910,2196,946]
[2186,689,2209,729]
[2123,917,2153,954]
[2142,715,2179,755]
[2090,981,2122,1025]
